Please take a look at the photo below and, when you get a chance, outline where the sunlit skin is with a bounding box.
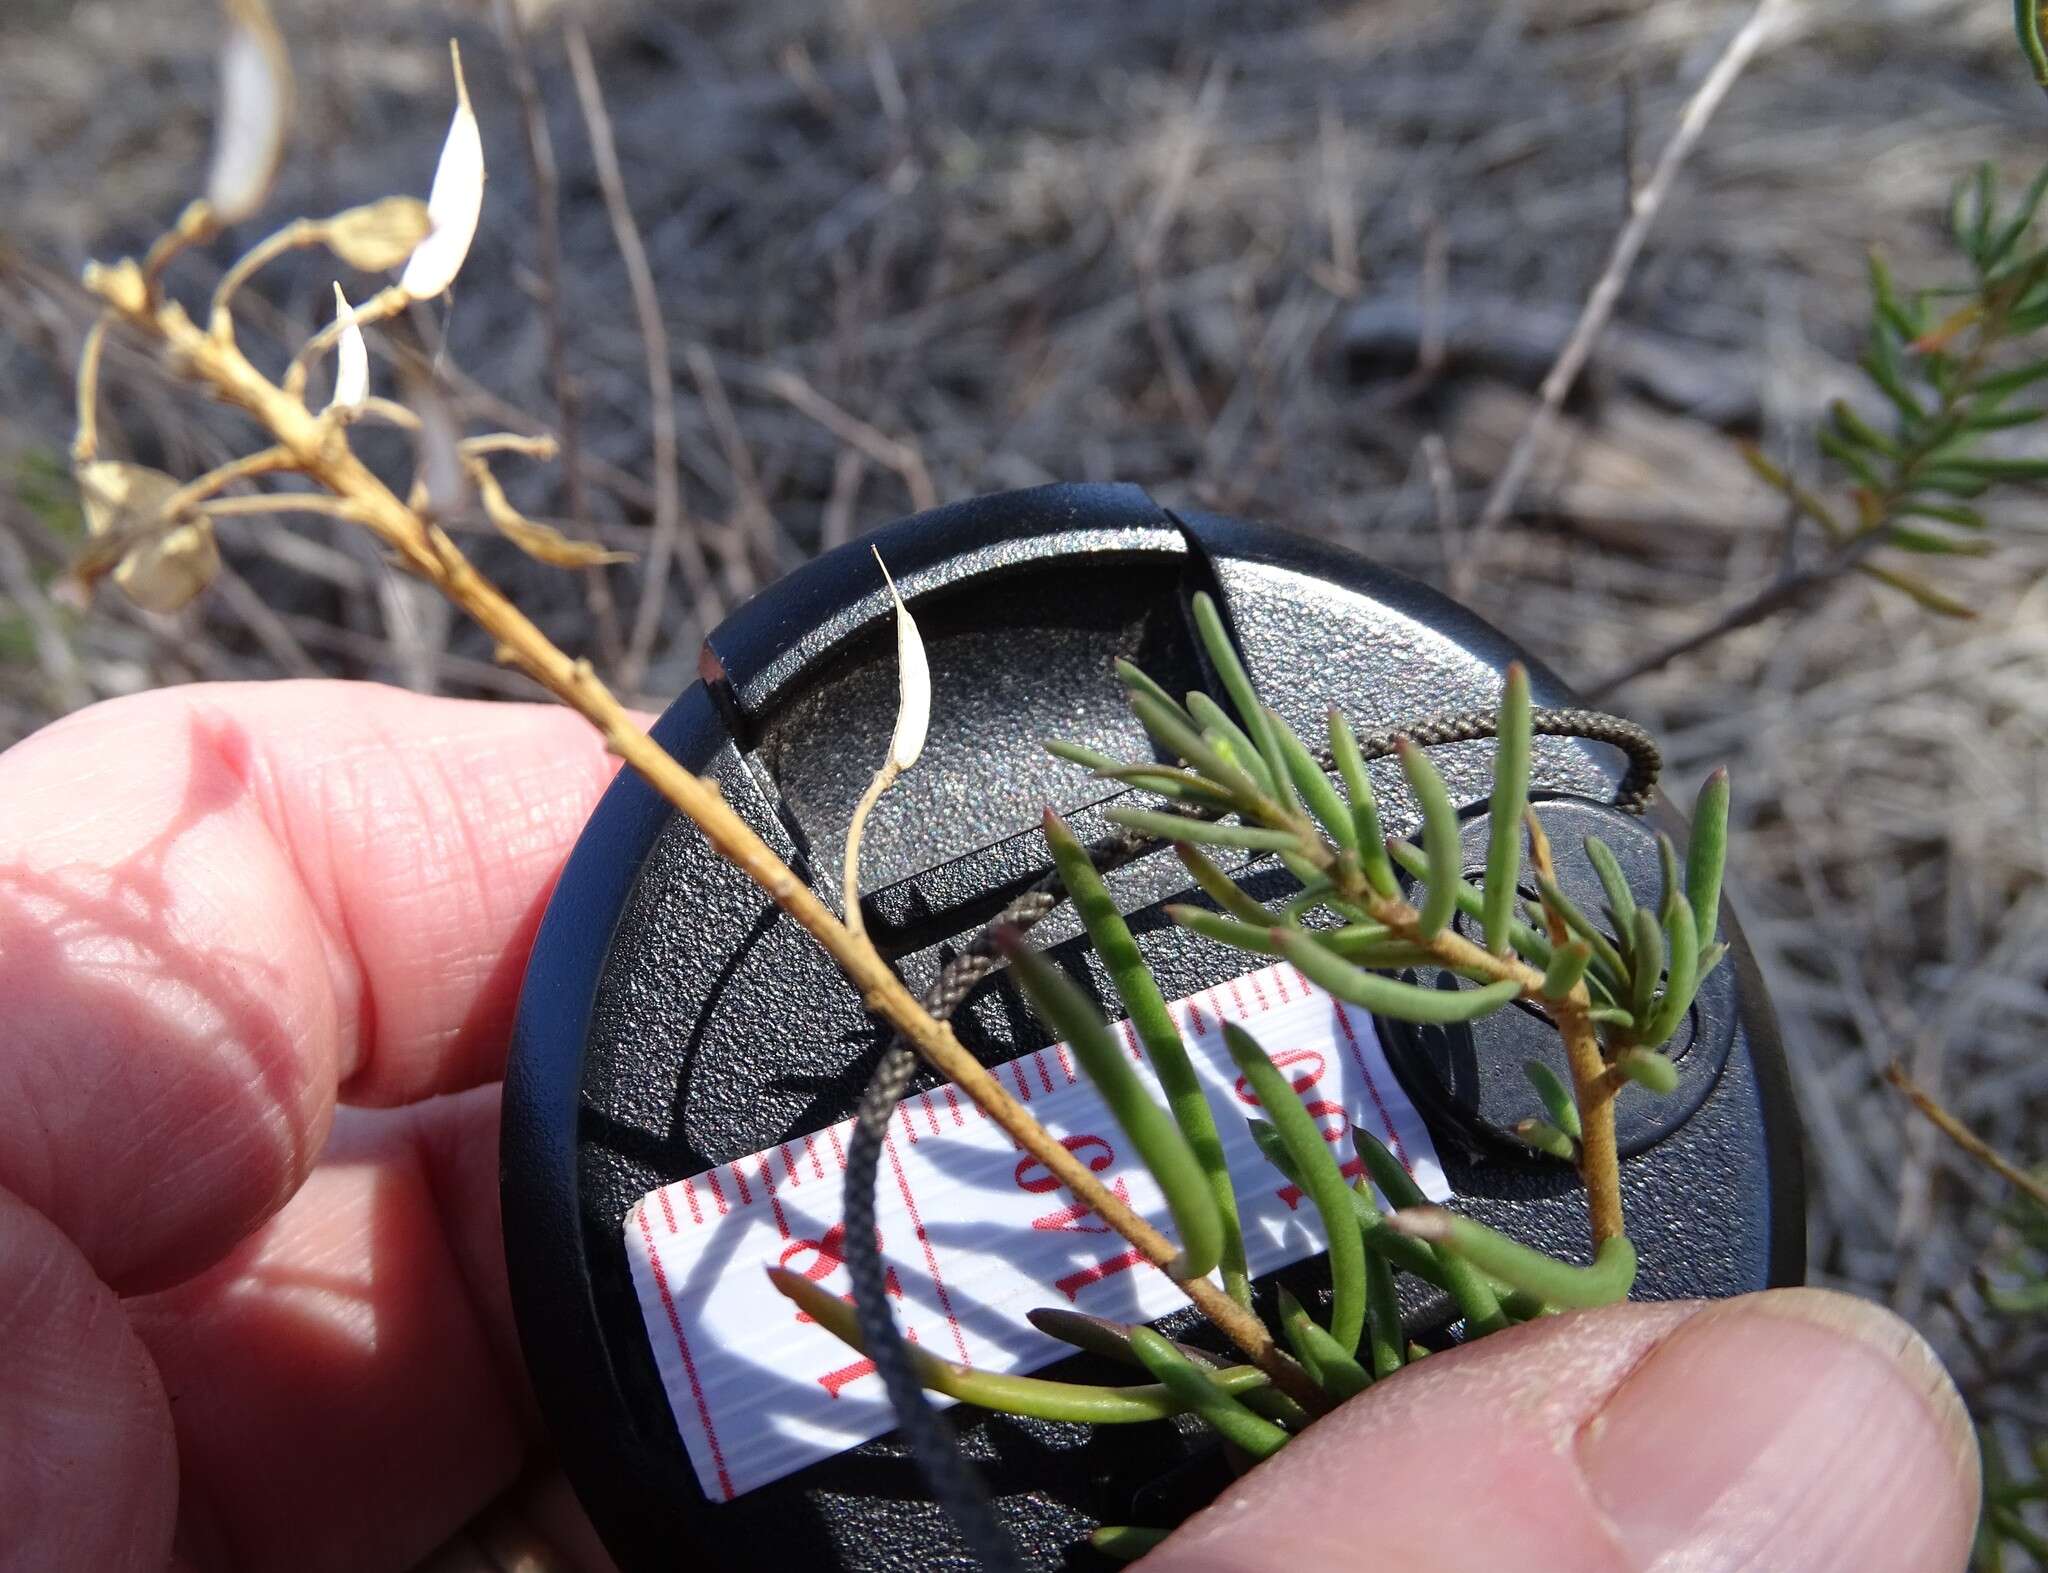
[0,682,1979,1572]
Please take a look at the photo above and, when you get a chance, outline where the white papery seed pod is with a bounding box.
[205,0,293,225]
[327,284,368,411]
[398,41,486,301]
[875,548,930,771]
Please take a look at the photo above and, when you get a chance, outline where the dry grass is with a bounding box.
[2,0,2044,1443]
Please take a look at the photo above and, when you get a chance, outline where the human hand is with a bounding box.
[0,682,1979,1572]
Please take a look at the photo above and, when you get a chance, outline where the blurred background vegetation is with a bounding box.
[2,0,2045,1553]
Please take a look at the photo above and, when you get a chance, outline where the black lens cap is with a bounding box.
[502,482,1804,1572]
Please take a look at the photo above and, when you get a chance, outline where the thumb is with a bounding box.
[1143,1288,1978,1573]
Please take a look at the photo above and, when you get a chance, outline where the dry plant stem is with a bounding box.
[1583,530,1887,698]
[492,0,616,672]
[1460,0,1787,590]
[209,217,318,334]
[143,200,218,294]
[1525,812,1625,1244]
[1332,857,1625,1246]
[80,268,1296,1395]
[199,493,366,523]
[71,316,109,462]
[841,759,899,942]
[1886,1062,2048,1209]
[762,367,937,513]
[565,22,697,690]
[162,445,296,515]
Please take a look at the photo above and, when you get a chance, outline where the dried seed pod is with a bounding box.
[399,42,485,301]
[874,548,929,772]
[77,461,221,612]
[327,284,368,410]
[325,196,431,272]
[206,0,293,225]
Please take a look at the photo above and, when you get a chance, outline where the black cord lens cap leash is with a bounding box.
[501,482,1805,1572]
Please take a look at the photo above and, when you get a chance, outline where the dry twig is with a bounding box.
[1460,0,1790,584]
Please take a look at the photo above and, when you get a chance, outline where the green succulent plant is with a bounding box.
[774,591,1732,1555]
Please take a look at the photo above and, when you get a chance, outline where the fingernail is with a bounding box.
[1578,1288,1978,1571]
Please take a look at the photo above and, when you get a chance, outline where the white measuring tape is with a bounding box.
[624,959,1449,1501]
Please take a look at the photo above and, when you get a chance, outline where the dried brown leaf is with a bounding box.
[470,459,629,567]
[75,461,221,612]
[325,196,432,272]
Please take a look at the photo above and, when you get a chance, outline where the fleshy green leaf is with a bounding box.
[1104,805,1299,853]
[1269,705,1356,851]
[1618,1047,1679,1093]
[1483,664,1532,954]
[770,1267,1266,1420]
[1685,769,1728,951]
[1281,930,1524,1024]
[1534,872,1629,988]
[998,930,1225,1281]
[1353,1128,1507,1335]
[1190,592,1294,808]
[1224,1022,1367,1354]
[1386,1208,1637,1308]
[1514,1118,1578,1160]
[1628,908,1665,1026]
[1127,693,1269,806]
[1046,739,1122,773]
[1389,839,1559,973]
[1186,690,1278,796]
[1584,835,1637,961]
[1645,897,1699,1046]
[1091,1527,1169,1563]
[1096,763,1239,809]
[1523,1059,1582,1140]
[1329,709,1399,898]
[1277,1286,1372,1400]
[1047,812,1247,1300]
[1362,1244,1407,1378]
[1541,938,1593,1000]
[1396,738,1461,939]
[1128,1326,1292,1458]
[1171,844,1273,924]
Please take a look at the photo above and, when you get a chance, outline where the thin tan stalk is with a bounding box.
[1523,812,1624,1243]
[1886,1062,2048,1210]
[565,21,703,689]
[76,256,1296,1391]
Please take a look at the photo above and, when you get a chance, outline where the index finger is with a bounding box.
[0,679,625,1289]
